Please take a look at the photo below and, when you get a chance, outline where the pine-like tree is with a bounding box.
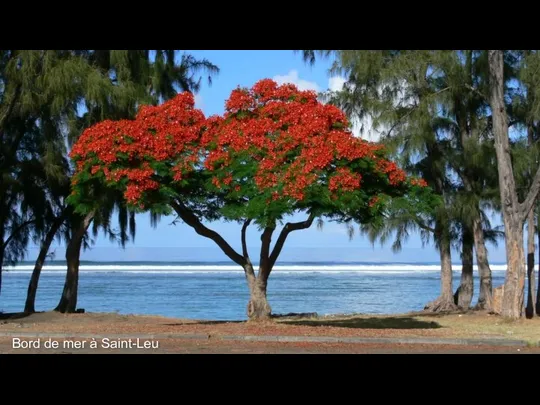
[1,50,219,313]
[301,51,501,311]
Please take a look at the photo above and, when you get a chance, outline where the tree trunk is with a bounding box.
[455,229,474,310]
[488,50,527,320]
[425,228,457,312]
[0,220,5,294]
[472,216,493,311]
[170,201,314,321]
[55,213,93,314]
[537,217,540,315]
[246,272,271,321]
[24,213,66,313]
[0,244,4,296]
[526,209,536,318]
[501,222,526,319]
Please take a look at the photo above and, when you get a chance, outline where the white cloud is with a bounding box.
[327,76,383,142]
[269,71,402,142]
[328,76,346,92]
[273,70,320,92]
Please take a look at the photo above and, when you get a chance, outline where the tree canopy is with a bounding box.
[70,79,428,226]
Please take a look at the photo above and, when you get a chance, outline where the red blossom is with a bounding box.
[203,79,408,201]
[329,168,362,193]
[410,178,428,187]
[71,79,417,209]
[70,92,204,205]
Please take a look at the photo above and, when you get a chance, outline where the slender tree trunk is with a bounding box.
[55,213,93,314]
[537,216,540,315]
[0,220,5,294]
[425,225,457,312]
[526,208,536,318]
[455,228,474,310]
[489,50,527,319]
[472,216,493,311]
[24,213,66,313]
[525,118,537,319]
[0,244,4,296]
[54,233,83,313]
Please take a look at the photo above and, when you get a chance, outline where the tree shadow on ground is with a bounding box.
[284,316,442,329]
[164,320,244,326]
[0,312,34,321]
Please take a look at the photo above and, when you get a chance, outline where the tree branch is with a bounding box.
[268,213,316,269]
[170,200,245,267]
[259,226,274,280]
[464,83,487,101]
[3,218,36,249]
[416,219,436,234]
[520,164,540,222]
[241,219,251,262]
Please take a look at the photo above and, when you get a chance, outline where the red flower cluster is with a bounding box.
[410,178,428,187]
[70,79,425,209]
[203,79,409,201]
[375,160,407,186]
[329,168,362,193]
[70,93,205,205]
[368,196,379,208]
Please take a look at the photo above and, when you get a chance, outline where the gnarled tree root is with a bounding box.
[424,297,459,313]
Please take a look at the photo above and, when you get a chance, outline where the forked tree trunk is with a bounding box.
[472,216,493,311]
[246,266,271,320]
[526,209,536,319]
[55,213,93,314]
[455,229,474,310]
[170,201,315,322]
[425,226,457,312]
[246,225,274,321]
[489,50,528,320]
[25,214,66,313]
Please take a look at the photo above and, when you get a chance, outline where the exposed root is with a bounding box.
[246,316,274,324]
[473,300,493,312]
[424,297,459,313]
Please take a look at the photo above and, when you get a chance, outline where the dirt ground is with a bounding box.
[1,310,539,354]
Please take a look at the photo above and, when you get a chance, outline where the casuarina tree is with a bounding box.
[68,79,428,320]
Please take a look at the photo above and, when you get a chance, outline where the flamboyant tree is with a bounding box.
[69,79,428,320]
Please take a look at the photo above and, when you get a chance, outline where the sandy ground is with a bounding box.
[1,311,539,353]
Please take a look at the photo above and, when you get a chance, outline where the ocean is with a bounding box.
[0,261,510,320]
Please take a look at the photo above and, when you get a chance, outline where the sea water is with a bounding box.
[0,261,510,320]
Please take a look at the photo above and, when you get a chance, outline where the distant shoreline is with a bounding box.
[11,260,510,265]
[4,262,510,273]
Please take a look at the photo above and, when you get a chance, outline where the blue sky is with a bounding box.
[32,50,508,263]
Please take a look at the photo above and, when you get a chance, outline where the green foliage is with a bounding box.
[0,50,219,275]
[305,50,504,254]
